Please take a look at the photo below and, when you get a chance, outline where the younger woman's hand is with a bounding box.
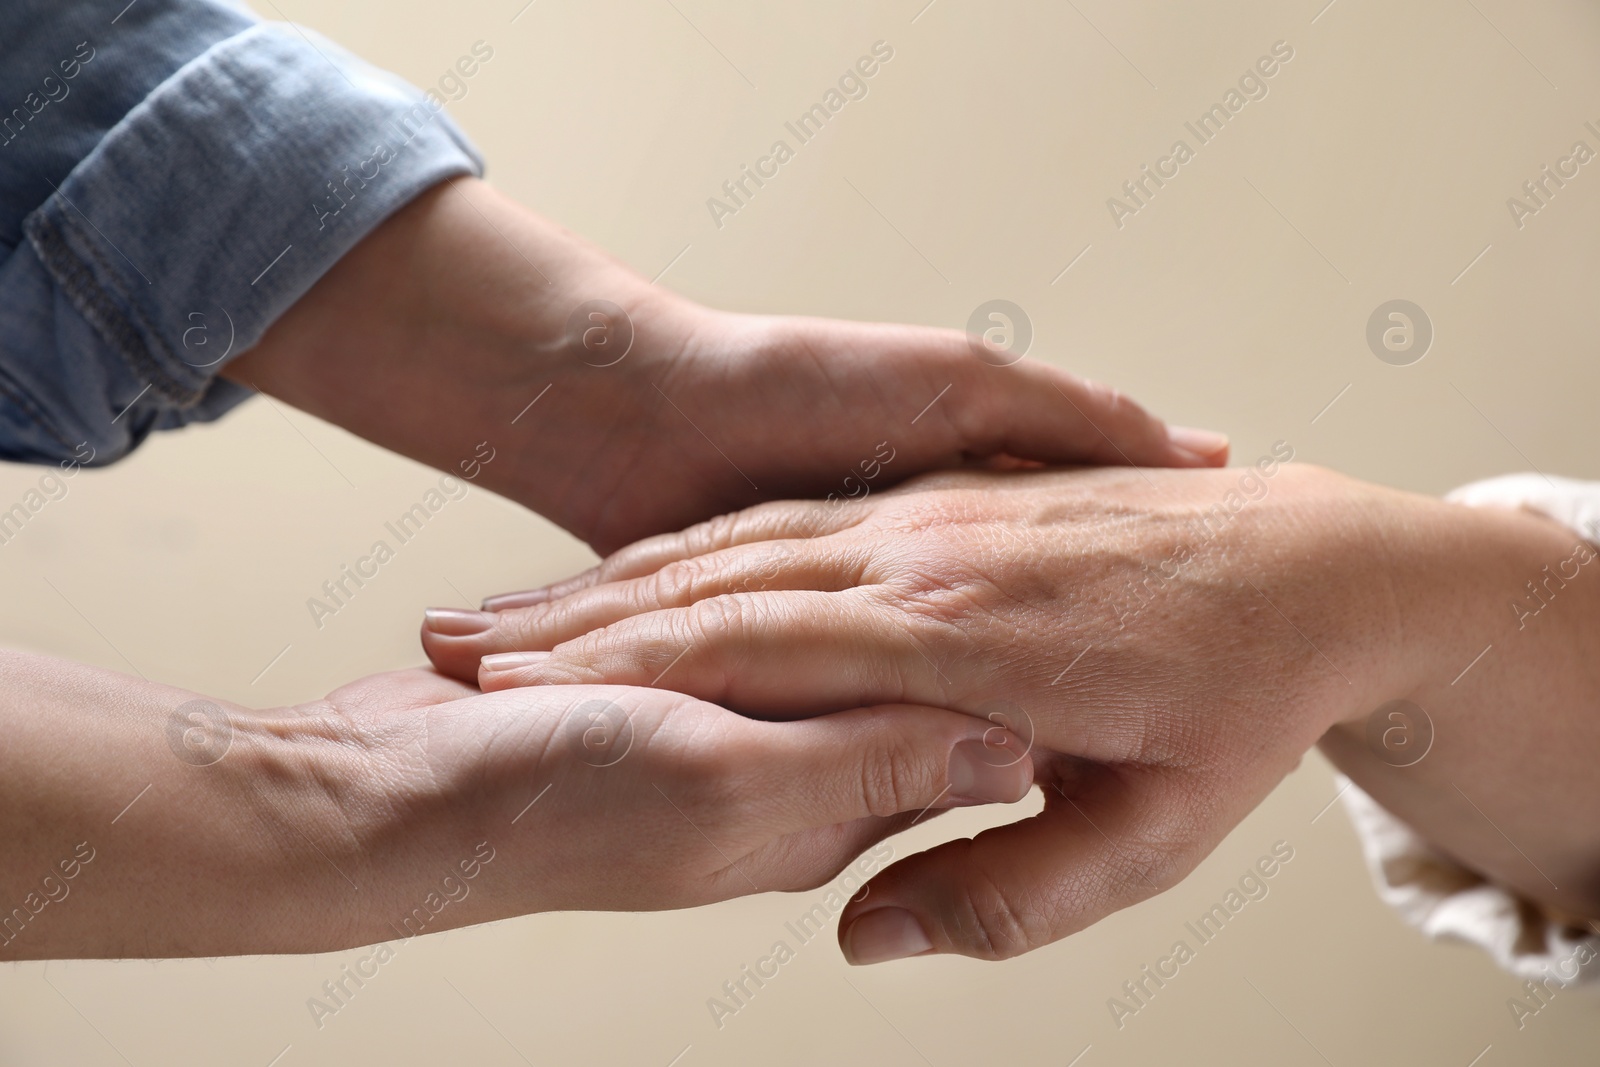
[232,179,1228,555]
[321,674,1034,925]
[0,651,1032,959]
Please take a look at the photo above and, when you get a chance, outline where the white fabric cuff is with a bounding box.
[1341,472,1600,985]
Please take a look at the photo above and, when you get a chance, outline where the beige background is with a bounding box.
[3,0,1600,1062]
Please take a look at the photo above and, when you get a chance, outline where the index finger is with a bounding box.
[482,499,865,611]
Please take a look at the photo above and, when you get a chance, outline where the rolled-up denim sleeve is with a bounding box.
[0,0,484,466]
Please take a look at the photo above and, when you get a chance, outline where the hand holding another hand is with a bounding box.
[294,672,1033,939]
[233,179,1227,555]
[425,461,1513,961]
[0,652,1031,959]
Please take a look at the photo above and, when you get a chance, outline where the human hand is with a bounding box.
[306,671,1034,928]
[229,179,1227,554]
[0,652,1031,959]
[422,461,1443,962]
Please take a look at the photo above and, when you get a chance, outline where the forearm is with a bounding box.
[0,651,474,959]
[0,652,326,956]
[1316,488,1600,917]
[1,6,482,468]
[223,177,689,507]
[227,174,1226,557]
[222,177,706,541]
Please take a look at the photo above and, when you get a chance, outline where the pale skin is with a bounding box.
[425,465,1600,964]
[1,177,1215,958]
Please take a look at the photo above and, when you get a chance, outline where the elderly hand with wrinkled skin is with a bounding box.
[425,462,1600,964]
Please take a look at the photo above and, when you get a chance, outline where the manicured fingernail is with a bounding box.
[481,651,550,673]
[1167,425,1229,457]
[481,589,551,611]
[423,608,497,636]
[947,739,1030,804]
[842,908,933,965]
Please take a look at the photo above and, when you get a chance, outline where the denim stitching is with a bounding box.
[23,205,205,410]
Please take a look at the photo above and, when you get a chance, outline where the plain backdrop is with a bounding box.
[3,0,1599,1063]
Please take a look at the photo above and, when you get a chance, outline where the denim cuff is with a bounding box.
[13,21,483,463]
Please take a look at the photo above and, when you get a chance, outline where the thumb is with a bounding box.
[836,768,1206,964]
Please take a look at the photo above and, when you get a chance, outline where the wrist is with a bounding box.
[0,653,374,958]
[1217,464,1424,742]
[1268,469,1573,739]
[298,691,542,947]
[1316,482,1588,731]
[224,177,702,539]
[1311,488,1600,915]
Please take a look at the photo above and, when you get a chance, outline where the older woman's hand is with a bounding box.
[426,460,1600,961]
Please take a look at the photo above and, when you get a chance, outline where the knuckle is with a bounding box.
[744,498,807,528]
[856,735,925,819]
[941,373,1004,449]
[880,556,993,634]
[532,655,604,686]
[650,556,712,605]
[598,536,667,582]
[682,594,749,648]
[688,511,742,557]
[552,627,652,683]
[1080,379,1151,434]
[954,866,1049,961]
[1080,378,1121,415]
[504,605,556,647]
[1101,836,1184,898]
[1096,382,1160,440]
[1101,790,1206,895]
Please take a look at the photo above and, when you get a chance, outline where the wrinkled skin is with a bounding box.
[425,464,1413,960]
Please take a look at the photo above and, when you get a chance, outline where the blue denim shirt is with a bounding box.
[0,0,483,466]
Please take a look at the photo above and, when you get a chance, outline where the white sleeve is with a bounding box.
[1340,473,1600,983]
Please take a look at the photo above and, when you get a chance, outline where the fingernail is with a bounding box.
[481,589,551,611]
[423,608,497,636]
[947,739,1030,804]
[842,908,933,965]
[481,651,550,673]
[1166,425,1229,458]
